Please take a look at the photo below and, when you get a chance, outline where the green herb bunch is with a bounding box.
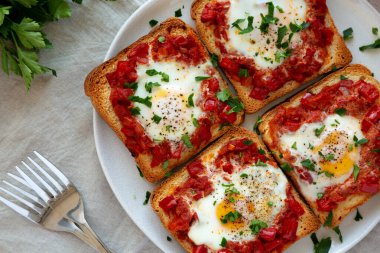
[0,0,83,90]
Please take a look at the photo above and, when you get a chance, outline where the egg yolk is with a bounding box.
[216,196,247,230]
[314,131,357,176]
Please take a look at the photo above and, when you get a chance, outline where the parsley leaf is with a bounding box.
[281,163,293,172]
[317,192,324,199]
[145,69,169,82]
[143,191,151,205]
[291,142,297,150]
[239,16,254,34]
[289,21,310,33]
[181,134,193,149]
[354,209,363,221]
[314,125,325,137]
[124,82,138,90]
[152,114,162,124]
[256,159,267,167]
[353,135,368,146]
[249,220,268,235]
[276,25,288,48]
[353,164,360,181]
[48,0,72,20]
[11,18,46,49]
[373,27,379,35]
[259,2,279,33]
[254,116,263,134]
[220,237,227,247]
[195,76,210,81]
[324,211,333,227]
[192,117,199,127]
[333,226,343,243]
[243,139,253,146]
[187,93,194,107]
[149,19,158,27]
[275,49,291,62]
[145,82,160,92]
[311,233,332,253]
[211,53,219,66]
[216,89,244,114]
[130,107,140,115]
[128,95,152,107]
[359,38,380,51]
[0,7,11,26]
[335,108,346,116]
[174,8,182,17]
[343,27,353,40]
[221,211,241,223]
[301,159,315,171]
[239,68,249,77]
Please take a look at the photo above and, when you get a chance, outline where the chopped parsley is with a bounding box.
[318,151,335,161]
[343,27,353,40]
[221,211,241,223]
[239,68,249,77]
[195,76,211,81]
[353,135,368,146]
[249,220,268,235]
[145,82,160,92]
[354,209,363,221]
[192,117,199,127]
[275,49,291,62]
[317,192,324,199]
[130,107,141,115]
[162,160,169,169]
[291,142,297,150]
[232,16,254,34]
[276,25,288,48]
[353,164,360,181]
[220,237,227,247]
[240,173,248,178]
[211,54,219,66]
[359,38,380,51]
[314,125,325,137]
[267,201,273,207]
[145,69,169,82]
[128,95,152,107]
[320,171,334,178]
[152,114,162,124]
[324,211,333,227]
[289,21,310,33]
[308,143,315,150]
[258,148,266,155]
[181,134,193,148]
[143,191,151,205]
[335,108,346,116]
[311,233,332,253]
[174,8,182,17]
[187,93,194,107]
[254,116,263,134]
[301,159,315,171]
[372,148,380,153]
[276,5,284,13]
[124,82,138,90]
[373,27,379,35]
[158,36,165,43]
[340,75,347,80]
[136,165,144,177]
[149,19,158,27]
[333,226,343,243]
[256,159,267,167]
[243,139,253,146]
[259,2,279,33]
[216,89,244,114]
[281,163,293,172]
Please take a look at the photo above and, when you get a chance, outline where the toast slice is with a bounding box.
[152,127,320,252]
[259,64,380,227]
[191,0,352,113]
[84,18,244,182]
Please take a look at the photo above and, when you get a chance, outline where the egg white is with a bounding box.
[280,114,364,201]
[134,58,212,142]
[226,0,307,68]
[188,164,287,250]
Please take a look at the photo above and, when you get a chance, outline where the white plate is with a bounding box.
[93,0,380,252]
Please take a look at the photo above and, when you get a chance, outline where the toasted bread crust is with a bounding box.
[151,126,320,252]
[84,18,244,182]
[191,0,352,113]
[259,64,380,227]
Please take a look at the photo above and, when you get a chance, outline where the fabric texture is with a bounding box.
[0,0,379,252]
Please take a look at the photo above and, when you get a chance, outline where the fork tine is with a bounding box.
[15,166,50,203]
[0,195,40,223]
[0,186,44,214]
[8,172,28,187]
[34,151,71,186]
[22,161,58,197]
[3,180,47,208]
[27,157,64,193]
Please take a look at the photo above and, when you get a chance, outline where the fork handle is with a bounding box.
[71,220,112,253]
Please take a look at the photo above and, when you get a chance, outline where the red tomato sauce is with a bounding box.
[106,34,239,167]
[159,139,306,252]
[268,78,380,212]
[200,0,333,100]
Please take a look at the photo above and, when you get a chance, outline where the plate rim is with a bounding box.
[92,0,380,252]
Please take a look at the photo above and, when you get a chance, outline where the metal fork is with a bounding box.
[0,151,112,253]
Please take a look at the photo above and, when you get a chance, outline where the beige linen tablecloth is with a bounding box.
[0,1,379,252]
